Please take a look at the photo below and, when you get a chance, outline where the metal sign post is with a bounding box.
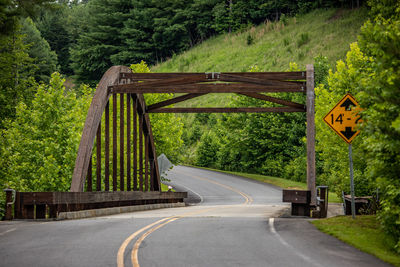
[348,144,356,219]
[323,93,363,219]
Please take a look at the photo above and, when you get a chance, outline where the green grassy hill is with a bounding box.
[153,8,367,74]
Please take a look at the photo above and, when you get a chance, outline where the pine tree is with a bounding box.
[70,0,132,85]
[21,17,58,83]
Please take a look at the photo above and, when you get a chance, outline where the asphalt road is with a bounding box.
[0,165,390,267]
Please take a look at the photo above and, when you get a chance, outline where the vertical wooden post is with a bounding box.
[120,93,124,191]
[96,122,101,191]
[113,94,117,191]
[127,94,131,191]
[306,64,316,206]
[14,191,21,219]
[133,96,138,191]
[105,101,110,191]
[150,159,154,191]
[86,155,92,192]
[4,189,13,220]
[139,114,143,191]
[145,134,149,191]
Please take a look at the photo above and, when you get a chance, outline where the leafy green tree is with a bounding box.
[21,17,58,82]
[196,131,219,167]
[356,8,400,251]
[0,25,37,128]
[315,43,371,197]
[130,61,184,162]
[314,0,400,249]
[0,72,92,194]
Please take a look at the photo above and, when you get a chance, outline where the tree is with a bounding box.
[315,43,371,197]
[0,0,54,37]
[0,72,92,193]
[356,8,400,251]
[196,131,219,167]
[70,0,132,85]
[0,25,37,129]
[35,3,73,74]
[20,17,58,82]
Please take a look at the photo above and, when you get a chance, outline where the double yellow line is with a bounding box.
[117,168,252,267]
[117,207,217,267]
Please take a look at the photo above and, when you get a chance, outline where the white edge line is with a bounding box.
[0,228,16,236]
[268,218,320,267]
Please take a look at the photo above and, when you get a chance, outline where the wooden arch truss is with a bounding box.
[70,65,316,205]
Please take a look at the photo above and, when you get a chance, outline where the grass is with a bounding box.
[192,166,341,203]
[312,216,400,266]
[153,8,367,74]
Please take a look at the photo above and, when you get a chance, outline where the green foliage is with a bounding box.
[0,26,37,129]
[315,43,372,197]
[314,1,400,250]
[314,55,331,86]
[212,61,307,177]
[196,131,219,167]
[356,14,400,252]
[20,17,58,82]
[35,3,73,74]
[0,0,54,37]
[130,61,184,163]
[0,72,92,194]
[70,0,132,85]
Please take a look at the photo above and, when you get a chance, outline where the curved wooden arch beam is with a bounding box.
[71,65,131,192]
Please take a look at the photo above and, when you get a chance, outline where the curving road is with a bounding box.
[0,165,390,267]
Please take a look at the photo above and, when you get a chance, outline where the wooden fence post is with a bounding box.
[4,189,13,220]
[306,64,316,206]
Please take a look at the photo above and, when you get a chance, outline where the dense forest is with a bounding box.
[0,0,399,253]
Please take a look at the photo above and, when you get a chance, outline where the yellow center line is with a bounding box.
[130,207,219,267]
[117,216,175,267]
[118,167,253,267]
[173,169,253,205]
[117,207,219,267]
[131,217,179,267]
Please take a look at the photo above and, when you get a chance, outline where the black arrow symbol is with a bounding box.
[341,127,356,140]
[340,98,356,111]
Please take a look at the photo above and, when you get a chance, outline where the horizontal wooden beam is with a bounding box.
[220,74,304,87]
[148,107,305,113]
[19,191,188,205]
[147,93,207,111]
[122,75,208,88]
[238,92,305,110]
[111,83,305,94]
[119,71,305,81]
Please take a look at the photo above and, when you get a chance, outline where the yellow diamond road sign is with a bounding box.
[323,93,362,144]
